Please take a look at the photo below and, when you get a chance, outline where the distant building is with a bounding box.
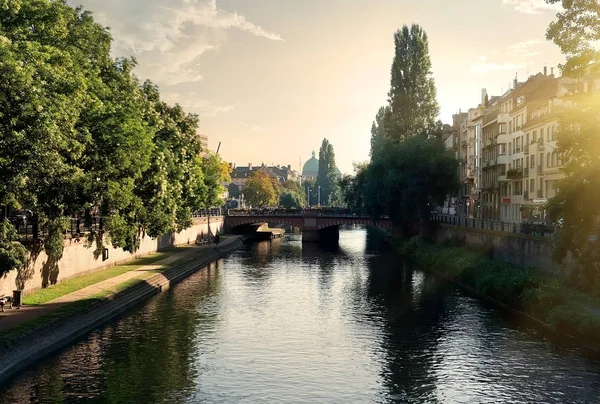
[229,163,301,193]
[302,151,319,179]
[301,150,342,181]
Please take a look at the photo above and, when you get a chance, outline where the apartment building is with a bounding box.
[480,94,501,220]
[453,68,600,223]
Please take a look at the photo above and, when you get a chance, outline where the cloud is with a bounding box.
[501,0,561,14]
[240,123,265,132]
[470,38,543,73]
[162,92,233,118]
[470,58,526,73]
[68,0,283,85]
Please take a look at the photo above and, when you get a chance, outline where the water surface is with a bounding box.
[1,228,599,403]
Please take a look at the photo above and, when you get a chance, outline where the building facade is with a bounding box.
[452,68,600,223]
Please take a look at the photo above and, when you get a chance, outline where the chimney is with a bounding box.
[514,73,518,89]
[288,165,291,170]
[551,67,555,76]
[481,88,487,105]
[248,163,252,170]
[544,65,547,76]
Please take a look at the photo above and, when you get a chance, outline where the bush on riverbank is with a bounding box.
[400,238,600,342]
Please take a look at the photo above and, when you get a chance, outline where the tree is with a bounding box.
[316,138,340,206]
[279,180,306,208]
[544,0,600,291]
[386,24,439,143]
[546,0,600,77]
[339,163,369,213]
[370,106,392,157]
[228,183,241,199]
[200,152,231,209]
[243,171,280,208]
[365,136,459,237]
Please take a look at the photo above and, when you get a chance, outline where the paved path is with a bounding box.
[0,238,237,332]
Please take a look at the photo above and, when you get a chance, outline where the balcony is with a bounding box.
[497,133,509,144]
[497,154,509,165]
[498,112,510,123]
[507,168,523,179]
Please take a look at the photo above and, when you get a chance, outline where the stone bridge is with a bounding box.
[225,210,392,242]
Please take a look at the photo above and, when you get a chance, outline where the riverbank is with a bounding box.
[398,237,600,350]
[0,235,247,385]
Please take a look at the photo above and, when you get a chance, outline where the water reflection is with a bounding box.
[2,229,600,403]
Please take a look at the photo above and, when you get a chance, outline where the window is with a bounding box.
[530,179,535,192]
[552,125,557,141]
[532,131,537,142]
[552,152,557,167]
[547,153,551,168]
[526,133,530,144]
[531,155,535,168]
[540,128,544,142]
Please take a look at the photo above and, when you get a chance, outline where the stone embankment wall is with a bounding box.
[435,223,563,275]
[0,235,246,385]
[0,217,224,296]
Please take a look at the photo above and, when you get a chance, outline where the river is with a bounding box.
[1,228,600,403]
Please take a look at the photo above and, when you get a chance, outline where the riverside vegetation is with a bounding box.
[400,235,600,346]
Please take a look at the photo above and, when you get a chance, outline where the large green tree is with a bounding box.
[279,180,306,209]
[546,0,600,77]
[316,138,340,206]
[544,0,600,291]
[385,24,439,143]
[366,137,459,236]
[0,0,226,278]
[243,171,280,208]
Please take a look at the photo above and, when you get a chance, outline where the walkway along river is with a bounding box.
[1,228,600,402]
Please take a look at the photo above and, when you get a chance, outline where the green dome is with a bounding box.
[302,151,319,177]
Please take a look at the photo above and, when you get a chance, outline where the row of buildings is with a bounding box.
[448,67,600,223]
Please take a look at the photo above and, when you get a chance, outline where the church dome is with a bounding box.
[302,151,319,178]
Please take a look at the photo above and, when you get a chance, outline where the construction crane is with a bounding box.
[216,141,222,155]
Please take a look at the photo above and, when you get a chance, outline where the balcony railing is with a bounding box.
[506,168,524,179]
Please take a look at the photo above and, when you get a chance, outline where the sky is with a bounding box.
[67,0,565,175]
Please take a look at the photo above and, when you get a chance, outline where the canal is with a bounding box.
[1,228,600,403]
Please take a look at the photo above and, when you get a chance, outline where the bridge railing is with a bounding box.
[226,208,390,221]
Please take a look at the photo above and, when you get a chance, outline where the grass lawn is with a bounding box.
[0,246,210,351]
[22,247,189,305]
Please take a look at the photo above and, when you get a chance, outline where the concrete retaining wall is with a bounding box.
[0,235,245,385]
[435,223,564,275]
[0,217,224,296]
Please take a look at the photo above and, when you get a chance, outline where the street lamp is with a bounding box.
[318,186,322,206]
[308,188,312,208]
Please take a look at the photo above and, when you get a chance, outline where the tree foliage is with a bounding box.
[386,24,439,142]
[546,0,600,77]
[279,180,306,209]
[0,0,225,277]
[316,138,340,206]
[545,0,600,292]
[343,24,458,238]
[243,171,280,208]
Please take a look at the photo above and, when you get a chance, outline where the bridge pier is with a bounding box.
[301,226,339,243]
